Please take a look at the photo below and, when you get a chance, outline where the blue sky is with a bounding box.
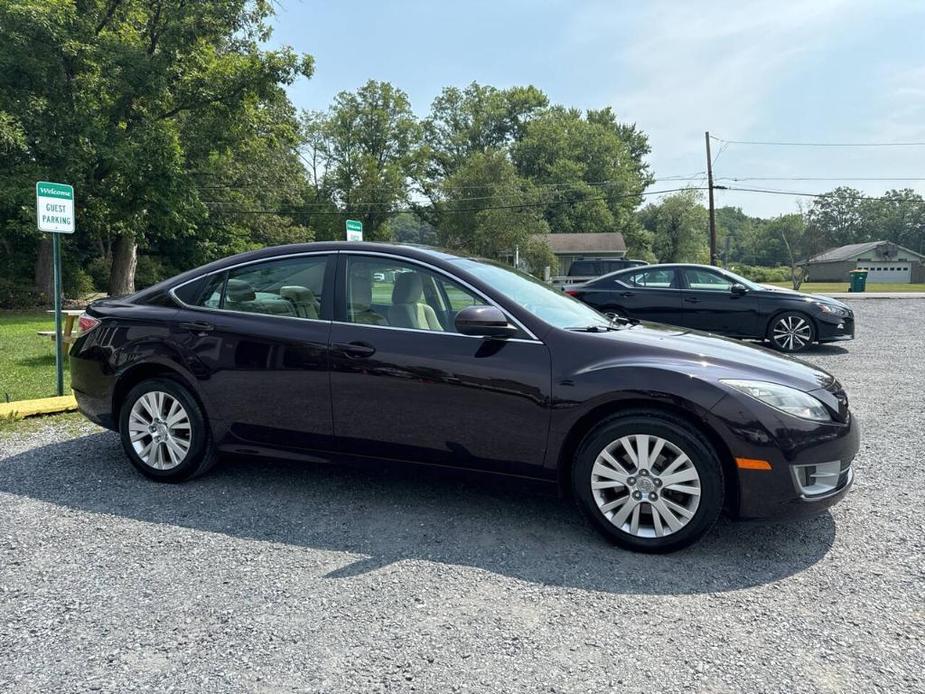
[270,0,925,216]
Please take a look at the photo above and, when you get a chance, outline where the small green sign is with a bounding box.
[346,219,363,241]
[36,181,75,234]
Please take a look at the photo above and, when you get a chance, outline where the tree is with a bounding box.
[765,213,821,289]
[641,190,708,263]
[305,81,421,241]
[420,82,548,183]
[435,150,550,261]
[512,107,654,256]
[0,0,312,296]
[804,187,872,250]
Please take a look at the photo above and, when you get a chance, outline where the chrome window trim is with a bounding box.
[167,248,543,342]
[168,251,333,321]
[330,319,542,344]
[341,250,542,342]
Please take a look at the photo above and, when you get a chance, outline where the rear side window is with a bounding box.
[625,268,676,288]
[179,255,330,320]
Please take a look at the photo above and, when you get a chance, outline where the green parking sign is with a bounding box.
[346,219,363,241]
[36,181,75,234]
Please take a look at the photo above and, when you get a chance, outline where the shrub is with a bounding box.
[727,264,790,283]
[135,255,167,289]
[0,278,44,309]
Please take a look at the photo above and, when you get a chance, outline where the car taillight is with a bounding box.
[564,289,579,297]
[78,313,101,333]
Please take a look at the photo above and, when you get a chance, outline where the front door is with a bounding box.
[172,252,336,450]
[329,253,552,477]
[678,267,760,337]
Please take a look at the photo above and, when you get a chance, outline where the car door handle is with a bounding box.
[620,291,634,297]
[334,341,376,358]
[179,321,214,333]
[683,297,701,304]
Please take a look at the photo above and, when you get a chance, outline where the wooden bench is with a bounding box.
[37,309,84,344]
[36,330,78,344]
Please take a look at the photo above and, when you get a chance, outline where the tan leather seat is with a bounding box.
[389,272,442,331]
[280,286,318,319]
[349,271,386,325]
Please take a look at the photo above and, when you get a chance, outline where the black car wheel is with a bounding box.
[768,312,814,353]
[118,378,217,481]
[571,411,724,553]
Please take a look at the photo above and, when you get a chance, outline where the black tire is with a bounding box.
[571,410,724,553]
[118,378,218,482]
[767,311,815,353]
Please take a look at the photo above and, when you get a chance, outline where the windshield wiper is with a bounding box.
[566,324,620,332]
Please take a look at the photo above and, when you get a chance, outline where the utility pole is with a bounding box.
[705,131,717,266]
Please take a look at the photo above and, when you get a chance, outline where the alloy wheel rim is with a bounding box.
[128,391,192,470]
[773,315,811,351]
[591,434,701,538]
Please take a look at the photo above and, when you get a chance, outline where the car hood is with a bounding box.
[585,322,836,391]
[758,284,851,311]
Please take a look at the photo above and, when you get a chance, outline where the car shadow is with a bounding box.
[0,432,836,595]
[802,344,851,355]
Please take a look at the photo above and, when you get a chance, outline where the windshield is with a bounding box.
[451,258,610,330]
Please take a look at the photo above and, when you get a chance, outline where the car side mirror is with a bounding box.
[455,305,518,338]
[731,283,748,296]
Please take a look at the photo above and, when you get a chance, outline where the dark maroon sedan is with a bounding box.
[70,243,858,552]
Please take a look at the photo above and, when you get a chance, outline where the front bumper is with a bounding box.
[708,393,860,520]
[816,313,855,343]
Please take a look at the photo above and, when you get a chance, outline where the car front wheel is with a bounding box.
[119,378,217,481]
[768,312,814,353]
[571,411,724,553]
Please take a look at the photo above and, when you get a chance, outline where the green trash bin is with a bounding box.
[848,269,868,293]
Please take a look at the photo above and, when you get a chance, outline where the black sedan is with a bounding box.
[70,243,858,552]
[566,264,854,353]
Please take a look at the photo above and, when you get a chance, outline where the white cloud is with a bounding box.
[568,0,925,214]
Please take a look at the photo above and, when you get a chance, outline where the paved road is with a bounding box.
[1,301,923,693]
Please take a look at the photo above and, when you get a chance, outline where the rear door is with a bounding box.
[171,252,336,450]
[581,267,683,324]
[678,267,760,336]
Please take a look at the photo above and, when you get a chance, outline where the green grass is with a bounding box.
[0,311,71,402]
[0,411,96,438]
[767,282,925,293]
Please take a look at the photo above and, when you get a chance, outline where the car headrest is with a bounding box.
[280,285,315,303]
[226,278,256,303]
[392,272,424,304]
[349,272,373,309]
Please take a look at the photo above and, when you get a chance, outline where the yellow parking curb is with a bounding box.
[0,394,78,419]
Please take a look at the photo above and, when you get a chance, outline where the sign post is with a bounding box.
[345,219,363,242]
[36,181,75,396]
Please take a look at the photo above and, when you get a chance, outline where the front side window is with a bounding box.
[187,255,329,319]
[345,256,488,332]
[684,268,734,291]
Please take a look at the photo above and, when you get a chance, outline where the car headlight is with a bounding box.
[721,379,832,421]
[814,302,849,317]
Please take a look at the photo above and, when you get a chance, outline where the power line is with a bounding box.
[200,186,705,217]
[711,135,925,147]
[718,176,925,182]
[722,185,925,203]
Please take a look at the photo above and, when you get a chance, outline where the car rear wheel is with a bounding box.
[571,411,724,553]
[119,378,217,481]
[768,312,814,353]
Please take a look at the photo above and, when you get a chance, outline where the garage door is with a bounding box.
[856,262,911,283]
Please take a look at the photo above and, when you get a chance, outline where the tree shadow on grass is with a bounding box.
[0,432,837,595]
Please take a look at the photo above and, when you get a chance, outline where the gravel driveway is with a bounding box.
[1,299,923,693]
